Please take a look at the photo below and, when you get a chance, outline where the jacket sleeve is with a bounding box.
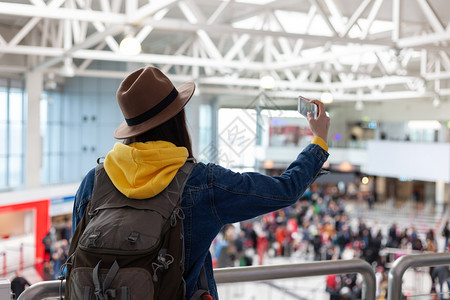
[211,143,328,225]
[72,168,95,234]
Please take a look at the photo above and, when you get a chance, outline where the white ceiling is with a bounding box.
[0,0,449,106]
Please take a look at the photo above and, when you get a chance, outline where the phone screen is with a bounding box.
[298,96,317,118]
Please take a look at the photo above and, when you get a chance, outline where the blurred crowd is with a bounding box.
[41,218,72,280]
[210,182,448,299]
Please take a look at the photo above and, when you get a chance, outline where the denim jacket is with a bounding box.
[72,143,329,299]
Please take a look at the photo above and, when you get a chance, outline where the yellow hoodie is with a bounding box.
[103,141,188,199]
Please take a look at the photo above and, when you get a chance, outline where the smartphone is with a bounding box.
[298,96,317,119]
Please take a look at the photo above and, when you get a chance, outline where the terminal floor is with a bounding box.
[1,198,448,299]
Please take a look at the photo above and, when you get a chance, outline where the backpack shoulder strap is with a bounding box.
[66,163,105,260]
[164,160,196,205]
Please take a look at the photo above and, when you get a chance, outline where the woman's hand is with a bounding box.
[307,99,330,142]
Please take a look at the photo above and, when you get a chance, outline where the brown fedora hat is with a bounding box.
[114,66,195,139]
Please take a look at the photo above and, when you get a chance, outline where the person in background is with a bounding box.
[375,266,385,299]
[442,221,450,252]
[42,232,52,263]
[426,228,437,253]
[60,218,72,242]
[325,256,341,300]
[312,233,323,261]
[432,265,450,300]
[10,270,30,298]
[51,240,69,279]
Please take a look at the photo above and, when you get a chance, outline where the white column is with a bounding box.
[25,71,43,188]
[446,183,450,205]
[436,181,445,204]
[436,180,446,214]
[438,121,447,142]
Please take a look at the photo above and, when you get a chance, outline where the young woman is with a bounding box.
[72,66,330,299]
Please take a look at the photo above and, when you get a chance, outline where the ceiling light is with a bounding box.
[259,75,275,90]
[432,95,440,107]
[44,73,57,90]
[60,58,75,77]
[320,92,333,103]
[119,35,142,55]
[355,100,364,111]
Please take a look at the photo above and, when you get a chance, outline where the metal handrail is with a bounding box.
[388,252,450,300]
[18,279,65,300]
[18,259,376,300]
[215,259,376,300]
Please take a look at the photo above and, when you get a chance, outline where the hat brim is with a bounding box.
[113,82,195,139]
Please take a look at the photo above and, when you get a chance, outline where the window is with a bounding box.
[0,88,7,156]
[0,88,6,188]
[0,81,25,190]
[41,92,64,185]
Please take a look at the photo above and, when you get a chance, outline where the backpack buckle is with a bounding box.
[88,209,99,217]
[127,231,139,243]
[88,232,100,247]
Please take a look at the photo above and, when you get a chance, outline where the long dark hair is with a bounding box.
[124,109,193,158]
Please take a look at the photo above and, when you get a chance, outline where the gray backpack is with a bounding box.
[64,160,209,299]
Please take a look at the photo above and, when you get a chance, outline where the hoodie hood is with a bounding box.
[103,141,188,199]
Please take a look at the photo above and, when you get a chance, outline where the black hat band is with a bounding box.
[125,87,179,126]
